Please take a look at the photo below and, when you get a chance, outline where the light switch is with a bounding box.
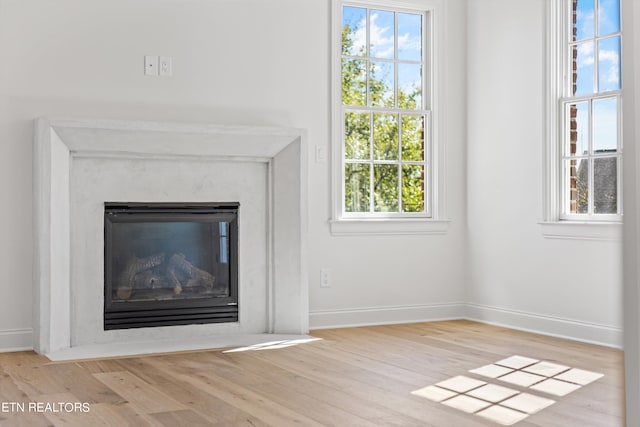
[315,145,327,163]
[159,56,172,77]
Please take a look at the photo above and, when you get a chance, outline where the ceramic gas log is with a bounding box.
[116,252,216,300]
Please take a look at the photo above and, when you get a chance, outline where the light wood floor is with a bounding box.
[0,320,624,426]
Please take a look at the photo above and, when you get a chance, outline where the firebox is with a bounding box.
[103,203,239,330]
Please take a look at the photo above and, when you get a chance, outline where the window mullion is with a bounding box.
[369,111,374,213]
[397,163,403,213]
[594,0,600,37]
[618,154,622,215]
[563,0,570,98]
[366,9,371,107]
[394,11,398,109]
[594,39,599,94]
[427,112,431,216]
[398,112,403,213]
[393,12,403,214]
[369,162,374,213]
[423,12,429,110]
[588,100,594,215]
[366,9,373,214]
[594,0,599,94]
[618,94,623,152]
[560,100,568,215]
[561,90,622,104]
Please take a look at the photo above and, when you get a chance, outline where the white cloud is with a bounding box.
[599,49,620,85]
[348,12,421,60]
[369,13,394,58]
[599,49,619,62]
[351,18,366,54]
[605,68,619,85]
[397,33,410,51]
[576,10,594,39]
[574,43,620,87]
[577,43,594,68]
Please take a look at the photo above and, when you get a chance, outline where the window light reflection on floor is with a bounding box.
[412,355,604,426]
[223,337,322,353]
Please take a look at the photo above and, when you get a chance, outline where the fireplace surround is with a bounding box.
[33,117,308,360]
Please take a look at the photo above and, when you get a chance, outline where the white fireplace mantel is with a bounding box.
[33,117,308,360]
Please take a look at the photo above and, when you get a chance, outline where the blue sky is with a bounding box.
[572,97,617,155]
[343,6,422,106]
[574,0,620,95]
[573,0,620,154]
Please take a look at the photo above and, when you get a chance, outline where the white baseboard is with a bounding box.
[309,302,622,349]
[309,302,466,330]
[465,303,623,349]
[0,328,33,352]
[0,304,621,353]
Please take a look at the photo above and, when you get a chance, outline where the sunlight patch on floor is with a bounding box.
[223,338,323,353]
[411,355,603,425]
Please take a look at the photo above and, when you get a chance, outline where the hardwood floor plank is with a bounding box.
[249,379,383,427]
[92,371,186,414]
[144,357,327,427]
[88,402,164,427]
[246,343,491,426]
[187,352,392,426]
[0,351,50,368]
[32,392,115,427]
[117,358,267,426]
[199,350,426,426]
[41,363,126,404]
[4,363,68,397]
[0,321,624,426]
[150,409,212,427]
[0,413,54,427]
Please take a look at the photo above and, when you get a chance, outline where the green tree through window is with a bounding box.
[341,6,428,214]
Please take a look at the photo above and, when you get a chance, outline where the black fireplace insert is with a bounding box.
[104,202,239,330]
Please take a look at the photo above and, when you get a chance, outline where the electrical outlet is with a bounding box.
[144,55,158,76]
[320,268,331,288]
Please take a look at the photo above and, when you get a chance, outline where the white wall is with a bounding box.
[311,0,469,327]
[0,0,468,350]
[0,0,623,352]
[466,0,623,346]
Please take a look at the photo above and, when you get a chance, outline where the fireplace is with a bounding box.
[104,203,239,329]
[34,117,308,359]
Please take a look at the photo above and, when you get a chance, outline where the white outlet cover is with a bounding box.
[144,55,158,76]
[320,268,331,287]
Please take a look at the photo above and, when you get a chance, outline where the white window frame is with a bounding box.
[542,0,623,240]
[330,0,448,235]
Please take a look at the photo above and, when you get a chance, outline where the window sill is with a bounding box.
[539,221,622,241]
[329,218,450,236]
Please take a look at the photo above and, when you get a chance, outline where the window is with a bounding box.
[332,0,445,235]
[550,0,622,222]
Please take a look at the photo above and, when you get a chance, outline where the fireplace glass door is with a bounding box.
[104,203,238,329]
